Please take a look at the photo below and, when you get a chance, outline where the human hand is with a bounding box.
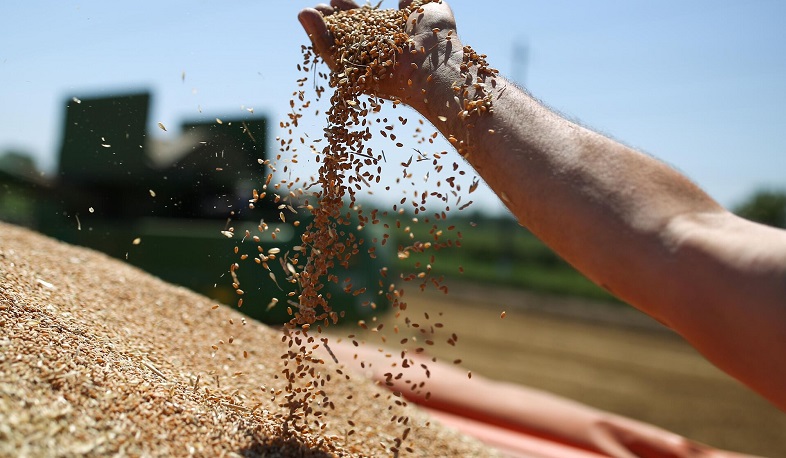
[297,0,461,110]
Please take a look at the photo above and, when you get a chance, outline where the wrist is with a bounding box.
[411,44,464,115]
[407,41,499,158]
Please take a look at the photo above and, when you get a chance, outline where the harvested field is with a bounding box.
[0,222,497,457]
[370,284,786,457]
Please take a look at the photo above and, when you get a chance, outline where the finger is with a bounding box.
[330,0,360,11]
[298,8,337,69]
[314,4,334,15]
[298,8,333,57]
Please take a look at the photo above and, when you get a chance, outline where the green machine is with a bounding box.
[41,91,389,324]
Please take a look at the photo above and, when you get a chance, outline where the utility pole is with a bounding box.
[512,39,529,86]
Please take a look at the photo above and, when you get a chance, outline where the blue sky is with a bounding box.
[2,1,785,214]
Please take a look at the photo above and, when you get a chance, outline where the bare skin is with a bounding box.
[324,341,755,458]
[299,0,786,411]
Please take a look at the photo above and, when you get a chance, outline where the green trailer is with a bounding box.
[34,91,390,325]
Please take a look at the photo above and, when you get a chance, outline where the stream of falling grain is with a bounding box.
[228,1,499,453]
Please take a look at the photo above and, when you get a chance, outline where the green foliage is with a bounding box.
[734,189,786,229]
[384,211,617,303]
[0,150,38,177]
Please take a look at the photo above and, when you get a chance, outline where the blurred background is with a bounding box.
[2,0,785,455]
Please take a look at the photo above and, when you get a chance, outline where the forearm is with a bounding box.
[415,44,786,409]
[414,48,722,323]
[328,341,743,458]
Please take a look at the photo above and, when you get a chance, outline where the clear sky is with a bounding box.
[2,0,785,214]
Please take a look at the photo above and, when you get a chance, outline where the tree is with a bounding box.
[734,190,786,229]
[0,150,38,178]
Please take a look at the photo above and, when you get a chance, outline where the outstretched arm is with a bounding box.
[299,0,786,410]
[324,341,755,458]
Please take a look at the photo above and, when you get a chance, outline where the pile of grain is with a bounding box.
[0,221,498,457]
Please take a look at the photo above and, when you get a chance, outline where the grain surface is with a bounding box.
[0,222,498,457]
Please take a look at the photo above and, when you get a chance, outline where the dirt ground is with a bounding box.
[366,282,786,457]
